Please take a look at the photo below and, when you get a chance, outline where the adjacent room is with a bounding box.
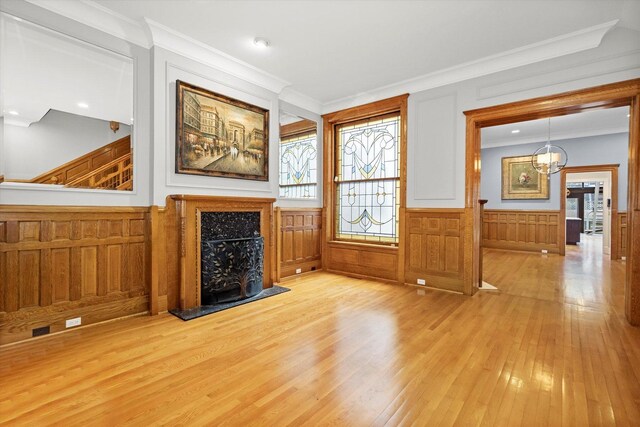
[1,0,639,425]
[480,107,630,305]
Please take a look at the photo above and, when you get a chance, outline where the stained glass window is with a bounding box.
[335,113,400,244]
[279,131,318,198]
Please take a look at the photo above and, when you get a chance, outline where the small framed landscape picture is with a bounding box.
[501,155,549,200]
[176,80,269,181]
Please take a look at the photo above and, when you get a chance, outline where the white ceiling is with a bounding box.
[1,13,133,127]
[92,0,640,105]
[481,106,630,149]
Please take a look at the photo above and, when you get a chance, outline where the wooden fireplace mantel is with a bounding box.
[167,195,276,310]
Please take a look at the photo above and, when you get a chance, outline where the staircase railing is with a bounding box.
[27,135,131,185]
[65,153,132,190]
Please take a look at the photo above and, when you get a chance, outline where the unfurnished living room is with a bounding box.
[1,0,639,425]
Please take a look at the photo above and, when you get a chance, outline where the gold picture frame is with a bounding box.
[501,155,549,200]
[176,80,269,181]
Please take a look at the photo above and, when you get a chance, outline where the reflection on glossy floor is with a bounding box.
[483,233,626,311]
[1,247,639,425]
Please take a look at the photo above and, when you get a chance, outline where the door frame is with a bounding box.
[464,78,640,326]
[560,164,619,258]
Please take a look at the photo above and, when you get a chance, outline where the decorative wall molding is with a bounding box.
[25,0,152,48]
[321,20,619,114]
[279,88,323,115]
[146,18,290,95]
[21,2,621,114]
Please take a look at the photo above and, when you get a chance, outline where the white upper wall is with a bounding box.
[1,0,639,209]
[407,26,639,208]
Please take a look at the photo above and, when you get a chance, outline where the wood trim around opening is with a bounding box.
[322,94,408,284]
[464,78,640,326]
[559,164,619,259]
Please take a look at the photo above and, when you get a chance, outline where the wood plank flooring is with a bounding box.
[1,241,639,425]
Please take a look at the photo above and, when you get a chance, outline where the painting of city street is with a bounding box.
[176,80,269,180]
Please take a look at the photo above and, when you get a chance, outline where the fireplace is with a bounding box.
[169,195,275,310]
[200,211,264,304]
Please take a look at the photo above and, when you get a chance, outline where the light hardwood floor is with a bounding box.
[1,241,639,426]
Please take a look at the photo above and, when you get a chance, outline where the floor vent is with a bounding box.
[32,326,50,337]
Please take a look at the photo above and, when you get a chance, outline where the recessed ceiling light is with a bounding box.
[628,114,631,118]
[7,110,19,116]
[253,37,270,49]
[77,102,89,109]
[511,129,520,134]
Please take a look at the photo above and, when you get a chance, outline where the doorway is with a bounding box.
[463,78,640,326]
[561,166,619,259]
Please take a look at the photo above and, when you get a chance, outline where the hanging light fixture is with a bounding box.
[531,117,568,175]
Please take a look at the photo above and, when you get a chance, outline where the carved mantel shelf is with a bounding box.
[167,195,276,310]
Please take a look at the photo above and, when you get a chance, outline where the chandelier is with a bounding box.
[531,118,568,175]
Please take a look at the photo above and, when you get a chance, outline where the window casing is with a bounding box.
[334,113,401,244]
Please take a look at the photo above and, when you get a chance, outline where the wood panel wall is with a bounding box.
[482,209,561,253]
[618,212,628,259]
[276,208,322,280]
[404,209,466,292]
[0,206,150,345]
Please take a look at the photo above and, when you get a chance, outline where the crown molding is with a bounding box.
[22,1,291,95]
[482,127,629,149]
[24,0,152,48]
[279,88,323,115]
[321,20,619,114]
[15,3,620,113]
[145,18,291,94]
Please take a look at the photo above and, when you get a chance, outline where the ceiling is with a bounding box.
[1,13,133,127]
[93,0,640,105]
[481,106,630,149]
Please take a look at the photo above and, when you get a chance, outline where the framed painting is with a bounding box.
[501,155,549,200]
[176,80,269,181]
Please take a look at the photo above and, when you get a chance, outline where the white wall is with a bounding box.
[0,0,152,207]
[3,110,131,180]
[481,133,629,211]
[151,47,280,207]
[407,26,640,209]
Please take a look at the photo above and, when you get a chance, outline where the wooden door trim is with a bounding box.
[559,164,619,258]
[464,78,640,325]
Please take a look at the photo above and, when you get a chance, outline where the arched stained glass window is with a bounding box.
[335,113,400,243]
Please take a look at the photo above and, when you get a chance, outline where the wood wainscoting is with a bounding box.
[0,205,150,345]
[482,209,561,254]
[618,211,628,259]
[326,241,399,282]
[404,209,466,292]
[276,208,322,281]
